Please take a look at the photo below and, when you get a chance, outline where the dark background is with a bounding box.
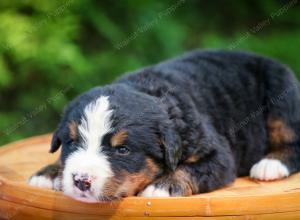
[0,0,299,145]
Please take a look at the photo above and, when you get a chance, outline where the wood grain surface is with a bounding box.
[0,134,300,219]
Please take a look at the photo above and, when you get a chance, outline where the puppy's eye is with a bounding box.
[68,139,74,144]
[65,139,74,145]
[116,146,130,155]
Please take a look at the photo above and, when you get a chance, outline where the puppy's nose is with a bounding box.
[73,174,91,191]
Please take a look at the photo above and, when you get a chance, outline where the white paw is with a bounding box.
[28,175,54,189]
[53,177,62,191]
[139,184,170,197]
[250,159,290,181]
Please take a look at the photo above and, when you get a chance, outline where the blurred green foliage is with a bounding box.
[0,0,300,145]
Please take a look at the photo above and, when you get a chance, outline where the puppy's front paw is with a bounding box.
[139,184,170,197]
[28,175,62,190]
[28,162,62,190]
[139,174,192,197]
[28,175,55,189]
[250,158,289,181]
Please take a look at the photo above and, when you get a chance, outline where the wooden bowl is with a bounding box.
[0,134,300,220]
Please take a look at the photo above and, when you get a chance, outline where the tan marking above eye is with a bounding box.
[111,130,128,147]
[68,121,78,140]
[184,155,200,163]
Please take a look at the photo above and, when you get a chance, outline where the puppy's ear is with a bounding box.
[160,125,182,172]
[49,129,61,153]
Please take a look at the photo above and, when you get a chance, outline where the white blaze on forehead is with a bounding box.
[62,96,114,202]
[78,96,113,152]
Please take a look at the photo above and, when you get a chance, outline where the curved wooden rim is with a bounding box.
[1,135,300,217]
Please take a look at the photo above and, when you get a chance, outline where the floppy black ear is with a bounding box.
[49,129,61,153]
[160,126,182,172]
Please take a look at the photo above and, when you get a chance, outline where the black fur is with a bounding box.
[33,49,300,198]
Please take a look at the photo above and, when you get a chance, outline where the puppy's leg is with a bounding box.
[28,161,63,191]
[251,63,300,181]
[140,140,236,197]
[250,117,300,181]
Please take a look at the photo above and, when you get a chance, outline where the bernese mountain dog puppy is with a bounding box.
[28,49,300,202]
